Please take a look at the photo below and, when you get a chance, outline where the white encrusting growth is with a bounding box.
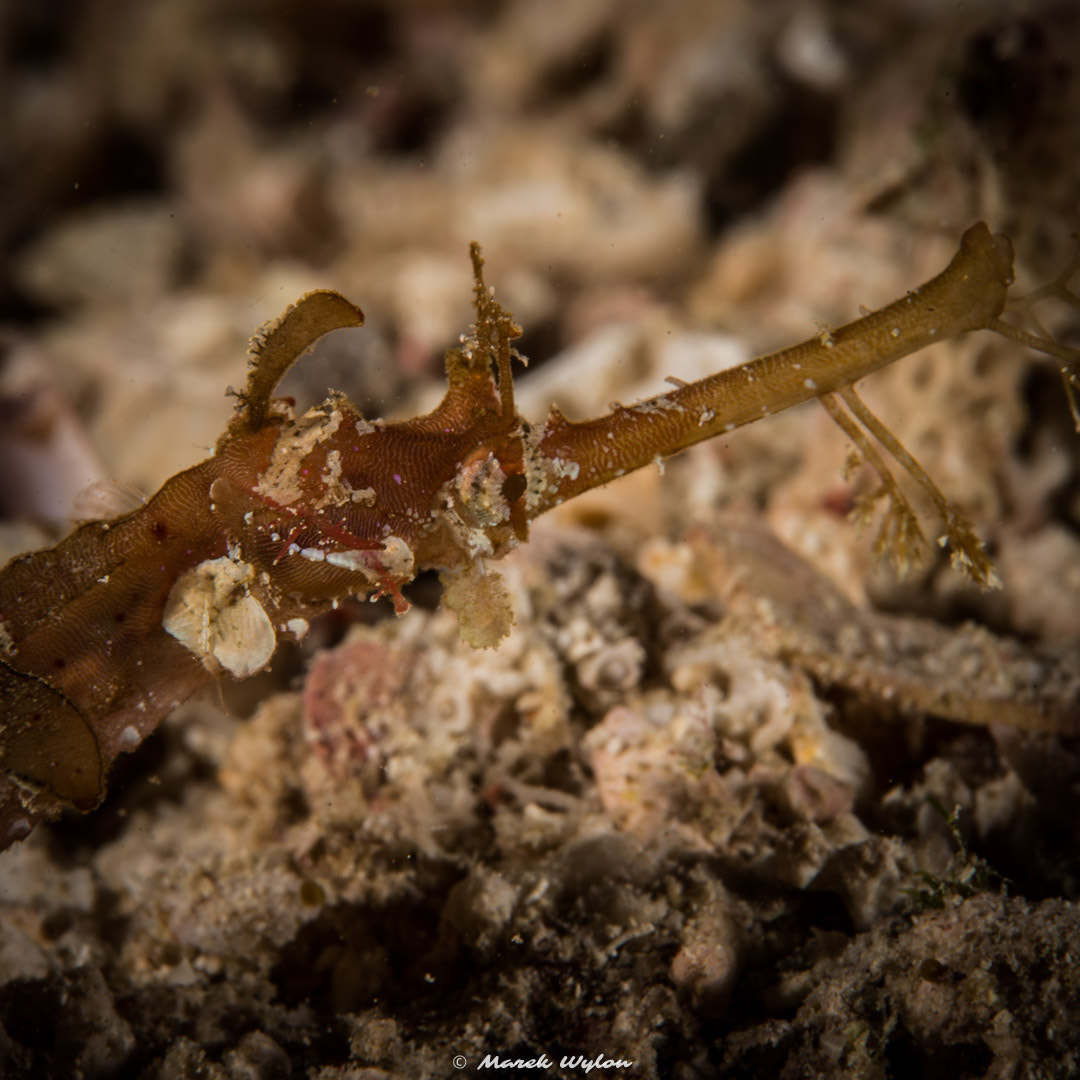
[162,556,276,678]
[255,402,344,507]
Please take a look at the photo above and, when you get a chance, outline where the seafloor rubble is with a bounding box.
[1,1,1080,1078]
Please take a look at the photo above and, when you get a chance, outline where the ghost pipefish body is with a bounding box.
[1,223,1078,849]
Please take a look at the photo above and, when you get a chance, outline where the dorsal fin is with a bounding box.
[240,290,365,431]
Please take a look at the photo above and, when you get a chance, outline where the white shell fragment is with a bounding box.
[163,556,277,678]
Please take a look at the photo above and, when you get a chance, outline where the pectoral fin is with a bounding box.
[0,659,104,811]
